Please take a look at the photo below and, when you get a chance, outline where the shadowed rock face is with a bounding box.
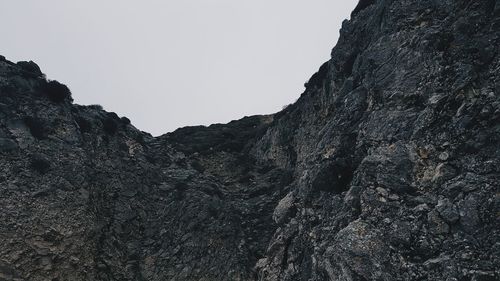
[0,0,499,280]
[351,0,376,17]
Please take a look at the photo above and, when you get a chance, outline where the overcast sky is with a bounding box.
[1,1,357,136]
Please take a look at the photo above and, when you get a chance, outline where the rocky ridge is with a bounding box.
[0,0,499,280]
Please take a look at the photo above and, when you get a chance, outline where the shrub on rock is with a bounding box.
[30,154,51,174]
[40,80,73,103]
[16,61,43,77]
[103,114,118,135]
[24,116,46,139]
[76,117,92,133]
[120,116,131,125]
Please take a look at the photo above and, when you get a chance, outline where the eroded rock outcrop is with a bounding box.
[0,0,499,280]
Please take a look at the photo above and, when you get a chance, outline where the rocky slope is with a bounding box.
[1,0,499,280]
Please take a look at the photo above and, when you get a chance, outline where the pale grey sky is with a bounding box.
[1,1,357,135]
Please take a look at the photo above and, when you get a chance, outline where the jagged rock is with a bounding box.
[0,0,499,280]
[273,192,296,224]
[436,198,460,224]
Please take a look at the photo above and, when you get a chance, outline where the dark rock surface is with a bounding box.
[1,0,499,280]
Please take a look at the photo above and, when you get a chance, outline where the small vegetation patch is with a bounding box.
[103,113,119,135]
[24,117,46,139]
[120,116,131,125]
[17,61,43,77]
[39,80,73,103]
[30,154,51,174]
[76,117,92,133]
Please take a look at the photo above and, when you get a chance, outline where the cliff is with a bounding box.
[0,0,499,280]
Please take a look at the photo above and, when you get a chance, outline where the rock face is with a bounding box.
[0,0,499,280]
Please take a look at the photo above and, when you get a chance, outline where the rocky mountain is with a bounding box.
[1,0,499,280]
